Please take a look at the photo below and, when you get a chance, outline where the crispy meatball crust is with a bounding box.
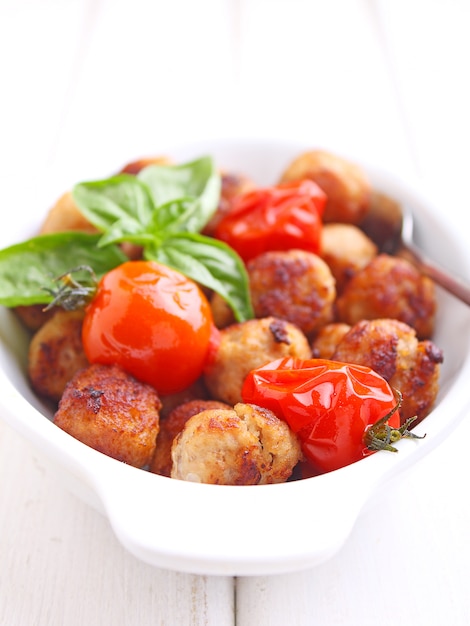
[320,223,377,293]
[332,318,443,425]
[54,363,161,468]
[279,150,371,224]
[311,322,351,359]
[203,316,312,405]
[335,254,436,339]
[28,309,89,402]
[150,399,230,477]
[171,402,302,485]
[247,249,336,337]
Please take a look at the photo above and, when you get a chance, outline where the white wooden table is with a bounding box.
[1,1,469,624]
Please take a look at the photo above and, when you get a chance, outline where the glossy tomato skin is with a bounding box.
[82,260,215,396]
[242,357,400,474]
[214,179,326,262]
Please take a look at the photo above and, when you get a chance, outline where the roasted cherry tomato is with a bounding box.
[82,260,217,395]
[242,357,407,474]
[214,179,326,262]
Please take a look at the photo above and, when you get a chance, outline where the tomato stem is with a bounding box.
[43,265,98,311]
[363,390,426,453]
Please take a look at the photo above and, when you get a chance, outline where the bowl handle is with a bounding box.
[92,456,384,577]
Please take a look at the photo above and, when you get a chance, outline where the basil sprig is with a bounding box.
[0,156,254,321]
[0,233,127,307]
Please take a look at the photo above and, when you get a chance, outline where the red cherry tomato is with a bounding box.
[242,357,402,474]
[82,260,216,395]
[214,179,326,262]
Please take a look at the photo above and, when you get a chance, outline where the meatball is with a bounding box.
[204,316,312,405]
[320,223,377,292]
[203,171,256,237]
[311,322,351,359]
[28,309,89,402]
[171,402,302,485]
[210,291,236,329]
[332,318,443,425]
[14,304,56,332]
[335,254,436,339]
[357,190,403,255]
[54,363,161,468]
[150,399,230,477]
[119,155,171,175]
[38,188,142,260]
[247,249,336,337]
[158,377,211,419]
[39,191,97,235]
[279,150,371,224]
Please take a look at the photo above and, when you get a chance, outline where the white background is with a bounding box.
[1,1,469,624]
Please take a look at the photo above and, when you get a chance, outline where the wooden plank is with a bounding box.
[234,0,414,174]
[50,0,242,176]
[236,419,470,625]
[0,0,96,172]
[0,2,237,624]
[50,0,416,176]
[0,421,235,625]
[373,0,470,186]
[235,1,470,624]
[2,0,470,623]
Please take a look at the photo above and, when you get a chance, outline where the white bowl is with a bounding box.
[1,139,470,576]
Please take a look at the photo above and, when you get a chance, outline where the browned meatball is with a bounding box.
[119,155,171,175]
[357,190,404,254]
[279,150,371,224]
[14,304,56,332]
[54,364,161,468]
[335,254,436,339]
[39,191,98,235]
[320,223,377,292]
[332,318,443,425]
[38,188,142,260]
[204,316,311,405]
[150,399,230,477]
[171,403,302,485]
[311,322,351,359]
[203,171,256,237]
[247,249,336,337]
[28,309,89,402]
[210,291,236,329]
[158,377,210,419]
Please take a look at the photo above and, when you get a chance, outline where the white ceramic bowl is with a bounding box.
[1,139,470,576]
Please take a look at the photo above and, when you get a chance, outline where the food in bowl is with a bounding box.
[0,146,445,486]
[0,139,469,576]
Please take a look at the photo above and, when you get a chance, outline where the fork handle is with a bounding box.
[399,243,470,307]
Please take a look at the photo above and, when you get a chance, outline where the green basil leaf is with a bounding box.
[138,157,221,233]
[149,197,199,233]
[97,217,156,248]
[72,175,154,232]
[145,232,254,322]
[0,233,127,307]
